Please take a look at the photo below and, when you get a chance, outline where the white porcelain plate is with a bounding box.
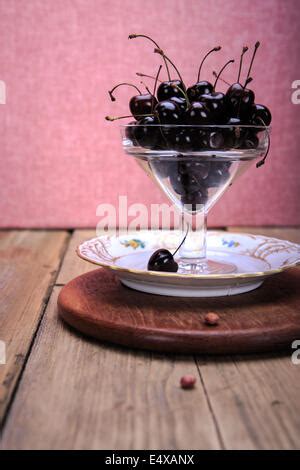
[77,230,300,297]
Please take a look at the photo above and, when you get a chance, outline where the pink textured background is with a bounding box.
[0,0,299,228]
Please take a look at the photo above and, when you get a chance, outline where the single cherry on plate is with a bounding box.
[147,249,178,272]
[187,46,221,102]
[147,225,190,273]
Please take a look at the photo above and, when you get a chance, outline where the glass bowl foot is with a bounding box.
[177,258,237,275]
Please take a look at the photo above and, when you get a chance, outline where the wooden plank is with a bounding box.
[55,229,97,285]
[196,224,300,449]
[196,353,300,449]
[0,230,69,426]
[228,226,300,243]
[1,288,221,450]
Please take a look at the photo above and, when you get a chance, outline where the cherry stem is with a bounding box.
[153,65,162,99]
[243,77,253,89]
[136,72,162,83]
[245,41,260,84]
[173,224,189,257]
[237,46,248,83]
[109,83,141,102]
[139,81,152,94]
[197,46,221,82]
[105,113,153,121]
[154,48,190,106]
[237,77,253,118]
[212,71,230,86]
[256,117,270,168]
[152,65,162,113]
[213,59,235,90]
[128,34,171,80]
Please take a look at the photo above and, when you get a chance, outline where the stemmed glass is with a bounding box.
[121,124,269,275]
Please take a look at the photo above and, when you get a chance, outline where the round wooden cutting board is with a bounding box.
[57,268,300,354]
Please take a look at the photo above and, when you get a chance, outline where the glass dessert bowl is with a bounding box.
[121,123,270,275]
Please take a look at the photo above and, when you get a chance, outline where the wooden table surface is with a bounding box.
[1,227,300,450]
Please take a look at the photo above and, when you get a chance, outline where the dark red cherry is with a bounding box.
[170,168,203,195]
[197,59,234,122]
[169,96,187,112]
[225,43,260,119]
[190,161,210,179]
[226,83,255,118]
[181,187,208,210]
[208,130,225,149]
[178,160,210,179]
[192,129,210,149]
[172,130,194,151]
[185,102,211,125]
[108,82,156,121]
[205,162,231,187]
[154,100,181,124]
[147,249,178,272]
[134,116,159,148]
[125,121,138,145]
[250,103,272,126]
[199,92,227,121]
[129,93,157,120]
[243,131,259,149]
[187,47,221,102]
[187,81,213,102]
[157,80,185,101]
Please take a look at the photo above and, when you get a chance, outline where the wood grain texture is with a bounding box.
[196,353,300,449]
[0,230,69,426]
[55,229,95,285]
[58,268,300,354]
[1,288,221,450]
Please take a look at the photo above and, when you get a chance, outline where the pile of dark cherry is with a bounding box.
[107,36,272,272]
[107,38,272,151]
